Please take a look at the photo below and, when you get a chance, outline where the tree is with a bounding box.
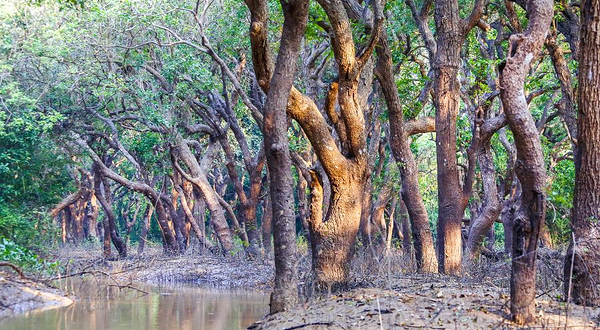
[259,0,309,312]
[498,0,554,323]
[246,0,383,287]
[564,0,600,306]
[375,35,438,273]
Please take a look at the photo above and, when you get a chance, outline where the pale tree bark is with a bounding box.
[498,0,553,323]
[172,137,234,254]
[563,0,600,306]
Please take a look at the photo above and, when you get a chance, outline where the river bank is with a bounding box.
[49,245,275,290]
[2,245,599,329]
[0,269,73,319]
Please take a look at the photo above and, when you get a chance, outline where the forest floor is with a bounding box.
[2,244,599,329]
[252,249,600,329]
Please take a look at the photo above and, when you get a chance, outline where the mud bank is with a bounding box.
[0,272,73,319]
[52,246,274,290]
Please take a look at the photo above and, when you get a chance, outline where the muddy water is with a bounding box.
[0,277,269,330]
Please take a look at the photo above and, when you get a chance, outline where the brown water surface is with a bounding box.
[0,277,269,330]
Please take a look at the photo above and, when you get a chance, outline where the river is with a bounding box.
[0,277,269,330]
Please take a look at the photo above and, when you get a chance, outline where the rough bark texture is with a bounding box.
[376,36,438,273]
[466,140,502,257]
[498,0,553,323]
[246,0,383,288]
[564,0,600,306]
[432,0,464,274]
[261,0,308,313]
[261,192,273,256]
[172,136,233,253]
[430,0,484,275]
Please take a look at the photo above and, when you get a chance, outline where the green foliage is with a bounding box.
[0,238,60,274]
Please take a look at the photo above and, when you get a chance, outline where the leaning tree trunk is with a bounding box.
[95,175,127,258]
[173,135,233,253]
[376,36,438,273]
[563,0,600,306]
[499,0,553,323]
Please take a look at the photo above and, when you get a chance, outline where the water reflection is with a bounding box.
[1,277,269,330]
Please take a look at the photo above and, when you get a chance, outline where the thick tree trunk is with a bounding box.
[246,0,382,291]
[376,36,438,273]
[432,39,463,275]
[499,0,553,322]
[564,0,600,306]
[308,173,364,287]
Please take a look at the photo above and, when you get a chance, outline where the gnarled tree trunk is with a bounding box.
[498,0,553,322]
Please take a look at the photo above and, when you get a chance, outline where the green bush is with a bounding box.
[0,238,60,275]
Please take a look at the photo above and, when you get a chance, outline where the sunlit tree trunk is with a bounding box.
[564,0,600,306]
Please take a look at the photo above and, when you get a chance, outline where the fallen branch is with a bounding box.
[0,261,26,278]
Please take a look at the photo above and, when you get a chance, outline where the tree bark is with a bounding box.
[138,204,153,255]
[261,192,273,256]
[376,36,438,273]
[564,0,600,306]
[260,0,309,312]
[172,136,233,253]
[498,0,553,322]
[95,174,127,258]
[246,0,383,288]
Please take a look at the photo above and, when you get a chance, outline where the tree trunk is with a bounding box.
[173,136,233,253]
[499,0,553,322]
[564,0,600,306]
[261,192,273,256]
[138,204,153,255]
[376,36,438,273]
[260,0,308,312]
[432,15,464,274]
[308,173,365,287]
[246,0,383,290]
[96,176,127,258]
[467,140,502,257]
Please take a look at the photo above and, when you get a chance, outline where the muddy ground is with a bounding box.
[51,245,274,290]
[0,270,73,319]
[252,250,600,329]
[2,244,599,329]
